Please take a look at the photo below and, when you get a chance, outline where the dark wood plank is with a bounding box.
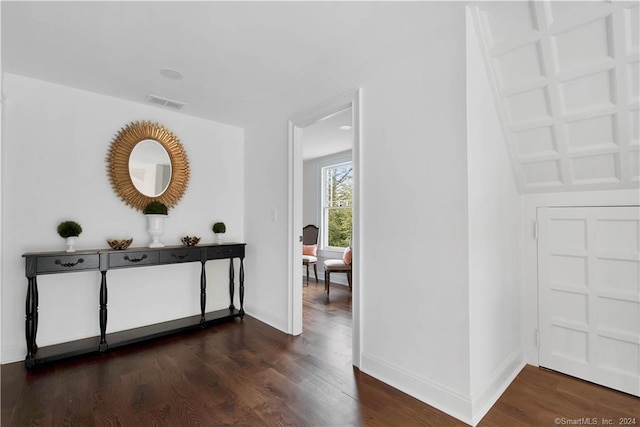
[478,366,640,426]
[2,280,638,427]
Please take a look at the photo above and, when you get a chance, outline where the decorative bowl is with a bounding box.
[181,236,201,247]
[107,238,133,250]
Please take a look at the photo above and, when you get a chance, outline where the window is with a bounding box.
[322,161,352,249]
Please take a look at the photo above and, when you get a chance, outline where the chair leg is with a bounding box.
[347,271,352,291]
[313,264,318,283]
[327,272,330,296]
[324,270,330,295]
[305,264,309,285]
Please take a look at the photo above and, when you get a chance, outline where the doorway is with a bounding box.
[288,89,361,367]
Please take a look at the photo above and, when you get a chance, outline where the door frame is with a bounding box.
[287,88,362,367]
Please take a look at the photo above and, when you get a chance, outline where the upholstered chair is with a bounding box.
[323,246,352,297]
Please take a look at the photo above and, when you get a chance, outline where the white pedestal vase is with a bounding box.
[215,233,224,244]
[146,214,167,248]
[66,236,77,252]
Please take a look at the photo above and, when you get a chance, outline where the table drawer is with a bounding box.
[36,254,100,274]
[108,251,159,268]
[206,245,244,260]
[159,248,201,264]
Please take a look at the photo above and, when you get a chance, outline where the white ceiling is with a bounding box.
[3,1,638,193]
[470,1,639,193]
[1,1,458,128]
[302,107,352,160]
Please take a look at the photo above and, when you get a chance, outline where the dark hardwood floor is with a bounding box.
[2,281,639,426]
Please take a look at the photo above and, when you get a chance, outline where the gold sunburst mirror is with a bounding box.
[107,121,190,211]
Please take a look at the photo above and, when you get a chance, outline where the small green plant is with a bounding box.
[57,221,83,238]
[212,222,226,234]
[143,201,168,215]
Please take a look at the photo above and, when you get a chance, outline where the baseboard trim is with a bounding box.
[361,352,474,425]
[470,350,525,425]
[361,350,525,426]
[243,306,288,335]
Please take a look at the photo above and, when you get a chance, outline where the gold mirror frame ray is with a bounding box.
[107,121,190,211]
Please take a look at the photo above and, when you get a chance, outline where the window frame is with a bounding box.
[320,159,353,251]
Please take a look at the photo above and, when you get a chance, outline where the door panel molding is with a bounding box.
[538,206,640,396]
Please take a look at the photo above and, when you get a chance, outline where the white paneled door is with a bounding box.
[538,206,640,396]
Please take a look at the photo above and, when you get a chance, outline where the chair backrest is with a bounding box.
[302,224,319,245]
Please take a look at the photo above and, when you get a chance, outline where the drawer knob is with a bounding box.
[123,254,147,263]
[171,253,188,260]
[54,258,84,268]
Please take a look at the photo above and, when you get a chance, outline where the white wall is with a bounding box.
[358,15,473,422]
[0,1,4,364]
[1,73,244,363]
[466,10,524,424]
[245,3,475,422]
[243,106,294,330]
[521,189,640,367]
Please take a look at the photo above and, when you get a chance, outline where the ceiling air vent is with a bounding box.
[145,94,186,110]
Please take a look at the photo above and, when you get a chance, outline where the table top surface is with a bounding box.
[23,242,246,257]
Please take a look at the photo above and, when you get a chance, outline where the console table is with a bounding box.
[22,243,246,368]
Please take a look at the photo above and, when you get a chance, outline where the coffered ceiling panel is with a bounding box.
[470,1,640,192]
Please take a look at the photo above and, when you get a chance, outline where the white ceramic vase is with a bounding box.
[66,236,77,252]
[146,214,167,248]
[215,233,224,244]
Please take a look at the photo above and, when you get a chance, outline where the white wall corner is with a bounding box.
[469,350,525,426]
[244,306,288,335]
[361,352,474,425]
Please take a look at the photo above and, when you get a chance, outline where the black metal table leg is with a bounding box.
[200,261,206,325]
[229,258,235,311]
[25,276,38,367]
[99,271,108,351]
[33,277,39,352]
[239,257,245,319]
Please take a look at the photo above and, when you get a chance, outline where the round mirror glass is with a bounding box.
[128,139,172,197]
